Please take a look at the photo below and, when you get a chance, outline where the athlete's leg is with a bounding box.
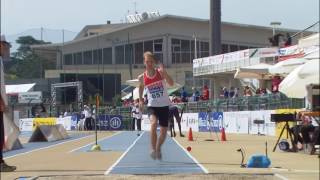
[156,106,169,160]
[156,126,168,159]
[150,114,158,154]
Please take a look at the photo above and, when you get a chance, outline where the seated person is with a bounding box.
[291,112,319,152]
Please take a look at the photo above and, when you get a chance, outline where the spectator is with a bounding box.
[192,87,200,102]
[83,105,92,130]
[223,87,229,98]
[229,87,235,98]
[202,85,209,101]
[233,87,239,98]
[219,87,224,98]
[255,88,261,95]
[244,86,252,96]
[284,33,292,47]
[181,87,188,102]
[272,76,282,93]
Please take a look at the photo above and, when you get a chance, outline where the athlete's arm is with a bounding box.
[159,64,174,86]
[138,74,144,111]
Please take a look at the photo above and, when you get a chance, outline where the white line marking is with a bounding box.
[274,173,289,180]
[104,131,145,175]
[271,167,319,173]
[69,131,122,153]
[4,135,93,160]
[171,137,209,174]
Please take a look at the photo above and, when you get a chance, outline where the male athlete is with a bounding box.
[138,51,173,160]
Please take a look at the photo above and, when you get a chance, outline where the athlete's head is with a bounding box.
[143,51,157,69]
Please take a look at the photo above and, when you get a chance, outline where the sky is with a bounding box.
[1,0,319,35]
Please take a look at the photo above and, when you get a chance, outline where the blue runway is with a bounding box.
[75,131,140,152]
[108,131,206,174]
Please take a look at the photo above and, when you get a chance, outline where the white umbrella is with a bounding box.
[279,59,320,98]
[269,58,306,75]
[234,63,272,79]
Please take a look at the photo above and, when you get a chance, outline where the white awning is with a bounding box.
[279,59,320,98]
[234,63,273,79]
[5,83,36,95]
[269,58,306,75]
[298,33,319,48]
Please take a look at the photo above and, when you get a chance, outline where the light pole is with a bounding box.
[192,33,197,88]
[270,21,281,36]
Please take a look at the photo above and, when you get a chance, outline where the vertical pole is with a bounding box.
[95,94,99,145]
[209,0,222,56]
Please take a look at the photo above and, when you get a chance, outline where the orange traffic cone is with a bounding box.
[188,127,194,141]
[221,127,227,141]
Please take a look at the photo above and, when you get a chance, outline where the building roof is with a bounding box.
[31,14,302,51]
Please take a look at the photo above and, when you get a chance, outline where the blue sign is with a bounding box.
[71,115,79,130]
[198,112,223,132]
[97,115,123,130]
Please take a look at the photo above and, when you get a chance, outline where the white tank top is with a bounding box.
[143,69,171,107]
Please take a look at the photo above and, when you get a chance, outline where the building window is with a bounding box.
[154,39,163,52]
[134,42,143,64]
[103,48,112,64]
[154,53,163,63]
[64,54,73,65]
[200,41,209,58]
[172,38,181,64]
[222,44,229,53]
[230,44,239,52]
[115,45,124,64]
[144,40,153,52]
[93,49,102,64]
[239,45,248,50]
[181,40,191,63]
[74,52,83,65]
[125,44,133,64]
[83,50,93,64]
[172,38,208,64]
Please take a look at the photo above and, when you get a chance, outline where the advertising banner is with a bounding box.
[18,91,42,104]
[198,112,223,132]
[19,118,33,131]
[71,115,78,130]
[179,113,199,132]
[223,111,250,134]
[56,116,72,131]
[141,113,199,132]
[32,118,56,130]
[97,115,123,130]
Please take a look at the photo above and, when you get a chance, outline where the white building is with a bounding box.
[32,14,300,102]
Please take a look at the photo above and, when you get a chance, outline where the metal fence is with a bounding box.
[104,93,305,130]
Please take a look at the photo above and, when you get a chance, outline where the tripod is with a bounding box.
[272,120,297,152]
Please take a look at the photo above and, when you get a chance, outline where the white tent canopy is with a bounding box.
[5,83,36,95]
[298,33,319,48]
[304,48,319,59]
[234,63,273,79]
[269,58,306,75]
[279,59,320,98]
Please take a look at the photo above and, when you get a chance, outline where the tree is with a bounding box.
[5,36,52,79]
